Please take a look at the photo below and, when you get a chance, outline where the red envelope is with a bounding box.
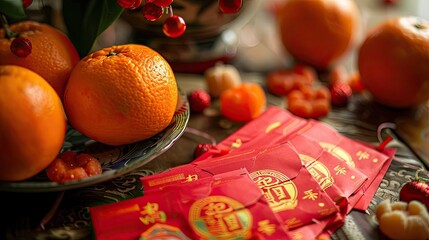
[351,147,396,210]
[159,169,291,240]
[194,105,308,162]
[93,169,291,240]
[298,120,395,211]
[193,106,368,209]
[141,163,206,194]
[90,191,194,240]
[195,143,339,230]
[142,143,339,230]
[286,134,368,205]
[195,106,395,212]
[288,211,345,240]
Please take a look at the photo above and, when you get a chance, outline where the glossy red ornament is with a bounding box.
[330,82,352,107]
[163,15,186,38]
[10,37,32,58]
[153,0,173,7]
[193,143,213,159]
[187,89,211,113]
[399,169,429,209]
[142,2,164,21]
[218,0,243,14]
[116,0,142,10]
[22,0,33,8]
[383,0,398,4]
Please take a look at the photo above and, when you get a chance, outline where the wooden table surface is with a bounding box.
[1,1,429,239]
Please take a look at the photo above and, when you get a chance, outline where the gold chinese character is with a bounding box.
[185,174,198,182]
[223,213,242,231]
[356,150,370,160]
[257,220,276,236]
[203,202,233,216]
[231,139,242,149]
[254,176,278,187]
[139,202,167,225]
[141,202,159,215]
[303,189,318,200]
[334,165,347,175]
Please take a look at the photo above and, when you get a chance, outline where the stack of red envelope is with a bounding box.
[90,106,396,239]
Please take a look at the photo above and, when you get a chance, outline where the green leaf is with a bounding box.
[62,0,123,58]
[0,0,26,19]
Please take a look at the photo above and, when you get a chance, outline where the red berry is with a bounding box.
[218,0,243,14]
[153,0,173,7]
[188,89,211,113]
[116,0,142,10]
[10,37,32,58]
[193,143,213,159]
[383,0,397,4]
[330,82,352,107]
[400,180,429,209]
[163,15,186,38]
[142,2,164,21]
[22,0,33,8]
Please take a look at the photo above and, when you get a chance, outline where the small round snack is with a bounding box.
[204,63,242,98]
[220,83,266,122]
[46,151,102,183]
[375,199,429,240]
[266,64,316,96]
[287,86,331,118]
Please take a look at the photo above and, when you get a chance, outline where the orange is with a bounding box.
[358,16,429,108]
[277,0,360,69]
[0,21,80,99]
[220,83,266,122]
[0,65,66,181]
[64,44,178,146]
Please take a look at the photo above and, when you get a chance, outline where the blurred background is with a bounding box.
[24,0,429,74]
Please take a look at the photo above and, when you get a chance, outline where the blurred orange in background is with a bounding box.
[276,0,360,70]
[358,16,429,108]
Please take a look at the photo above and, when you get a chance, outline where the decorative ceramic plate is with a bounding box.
[0,92,189,193]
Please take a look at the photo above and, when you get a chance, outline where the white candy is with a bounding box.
[204,62,242,98]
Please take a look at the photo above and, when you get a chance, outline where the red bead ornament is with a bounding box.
[163,15,186,38]
[10,37,32,58]
[193,143,214,159]
[142,2,164,21]
[153,0,173,7]
[22,0,33,8]
[187,89,211,113]
[218,0,243,14]
[399,169,429,209]
[116,0,142,10]
[330,82,352,107]
[383,0,398,4]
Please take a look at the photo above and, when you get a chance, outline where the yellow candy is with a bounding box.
[375,199,429,240]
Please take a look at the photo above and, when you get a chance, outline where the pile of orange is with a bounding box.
[0,20,178,181]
